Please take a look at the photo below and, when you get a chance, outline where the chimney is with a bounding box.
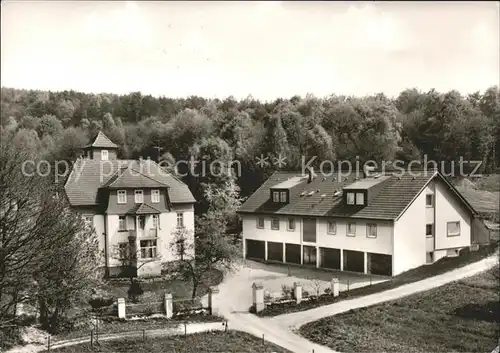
[306,167,316,184]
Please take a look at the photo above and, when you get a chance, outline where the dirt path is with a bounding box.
[7,322,227,353]
[213,253,498,353]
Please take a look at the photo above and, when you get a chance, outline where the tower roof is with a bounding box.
[83,131,119,149]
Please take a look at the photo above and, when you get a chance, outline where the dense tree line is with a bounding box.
[1,86,499,209]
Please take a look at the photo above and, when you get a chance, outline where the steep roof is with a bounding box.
[238,170,476,220]
[64,159,196,206]
[103,166,170,189]
[83,131,119,149]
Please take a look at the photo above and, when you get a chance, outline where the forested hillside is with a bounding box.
[1,86,499,204]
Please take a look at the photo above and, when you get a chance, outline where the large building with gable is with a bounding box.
[64,131,196,277]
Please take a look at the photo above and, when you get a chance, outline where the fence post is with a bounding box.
[143,329,145,342]
[47,335,51,352]
[293,282,302,304]
[331,278,339,297]
[252,283,264,312]
[118,298,126,319]
[90,330,93,347]
[347,279,350,293]
[208,286,219,316]
[164,293,173,319]
[184,322,187,337]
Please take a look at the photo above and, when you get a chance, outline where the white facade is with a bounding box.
[241,176,473,276]
[81,204,195,277]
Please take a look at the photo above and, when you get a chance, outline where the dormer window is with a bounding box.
[356,192,364,205]
[346,192,355,205]
[134,190,144,203]
[101,150,109,160]
[151,189,160,203]
[271,189,289,204]
[117,190,127,204]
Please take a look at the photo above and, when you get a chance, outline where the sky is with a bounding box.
[1,1,499,100]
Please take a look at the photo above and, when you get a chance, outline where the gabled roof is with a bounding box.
[64,159,196,206]
[126,203,162,215]
[238,170,477,221]
[83,131,119,149]
[103,166,170,189]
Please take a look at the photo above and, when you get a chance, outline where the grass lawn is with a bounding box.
[55,315,225,341]
[104,269,223,300]
[255,242,498,317]
[299,267,500,353]
[46,330,291,353]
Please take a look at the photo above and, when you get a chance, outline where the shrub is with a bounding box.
[324,287,332,295]
[127,279,144,303]
[281,284,293,298]
[303,290,310,298]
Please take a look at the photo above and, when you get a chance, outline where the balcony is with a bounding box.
[147,228,158,238]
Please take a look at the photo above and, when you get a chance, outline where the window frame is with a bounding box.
[117,190,127,204]
[152,214,159,229]
[273,191,280,203]
[366,223,377,238]
[257,217,265,229]
[355,192,365,206]
[446,221,460,237]
[271,217,280,230]
[140,239,157,259]
[426,224,434,237]
[346,192,355,205]
[287,217,295,231]
[151,189,160,203]
[327,220,336,235]
[118,215,127,231]
[176,212,184,228]
[101,149,109,160]
[134,190,144,203]
[280,191,287,203]
[347,222,356,236]
[426,194,434,207]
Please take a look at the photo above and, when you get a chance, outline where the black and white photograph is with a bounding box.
[1,1,499,352]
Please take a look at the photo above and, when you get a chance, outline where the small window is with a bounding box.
[101,150,109,160]
[347,222,356,236]
[367,223,377,238]
[447,221,460,237]
[271,217,280,230]
[257,217,265,229]
[176,212,184,228]
[356,193,364,205]
[426,224,433,237]
[426,252,433,264]
[287,218,295,231]
[152,214,159,229]
[151,189,160,203]
[327,221,336,234]
[134,190,144,203]
[426,194,433,207]
[273,191,280,203]
[117,190,127,204]
[347,192,355,205]
[140,239,157,259]
[118,215,126,231]
[280,191,287,203]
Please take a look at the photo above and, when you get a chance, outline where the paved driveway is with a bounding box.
[214,260,388,313]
